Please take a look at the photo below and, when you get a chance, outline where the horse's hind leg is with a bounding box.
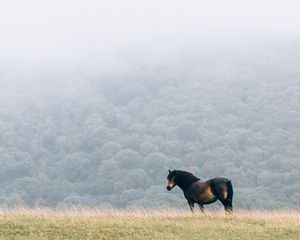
[220,199,233,214]
[212,179,233,214]
[198,204,205,213]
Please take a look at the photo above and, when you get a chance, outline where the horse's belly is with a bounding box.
[196,186,217,204]
[202,196,217,204]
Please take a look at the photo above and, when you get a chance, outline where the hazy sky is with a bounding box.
[1,0,300,72]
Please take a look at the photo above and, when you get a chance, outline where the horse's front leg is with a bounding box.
[198,203,205,213]
[188,201,194,213]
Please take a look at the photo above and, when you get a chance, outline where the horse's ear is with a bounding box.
[168,170,171,173]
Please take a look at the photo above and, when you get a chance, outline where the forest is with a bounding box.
[0,39,299,210]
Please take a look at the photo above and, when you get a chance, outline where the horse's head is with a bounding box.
[166,169,177,191]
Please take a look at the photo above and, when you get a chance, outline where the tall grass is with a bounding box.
[0,208,299,239]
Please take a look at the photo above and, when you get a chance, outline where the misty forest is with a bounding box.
[0,38,300,210]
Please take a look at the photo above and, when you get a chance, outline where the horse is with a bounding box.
[166,170,233,213]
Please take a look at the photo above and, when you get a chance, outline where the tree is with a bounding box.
[115,149,141,169]
[61,152,91,182]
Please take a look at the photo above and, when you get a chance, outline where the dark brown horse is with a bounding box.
[166,170,233,213]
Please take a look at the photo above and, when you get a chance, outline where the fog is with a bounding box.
[0,1,299,209]
[1,0,300,69]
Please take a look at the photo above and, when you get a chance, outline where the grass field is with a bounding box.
[0,208,299,240]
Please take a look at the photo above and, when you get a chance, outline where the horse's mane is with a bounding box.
[174,170,200,191]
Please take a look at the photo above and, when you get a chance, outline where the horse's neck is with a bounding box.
[177,174,199,191]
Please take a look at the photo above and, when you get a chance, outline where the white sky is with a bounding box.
[0,0,299,71]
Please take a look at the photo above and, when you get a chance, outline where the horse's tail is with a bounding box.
[226,180,233,203]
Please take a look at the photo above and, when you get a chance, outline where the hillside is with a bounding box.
[0,39,300,209]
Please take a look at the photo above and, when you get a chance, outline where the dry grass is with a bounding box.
[0,208,299,239]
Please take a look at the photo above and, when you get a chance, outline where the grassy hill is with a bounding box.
[0,208,299,240]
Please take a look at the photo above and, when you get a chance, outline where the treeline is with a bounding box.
[0,44,299,209]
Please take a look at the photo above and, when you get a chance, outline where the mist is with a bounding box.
[0,1,299,209]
